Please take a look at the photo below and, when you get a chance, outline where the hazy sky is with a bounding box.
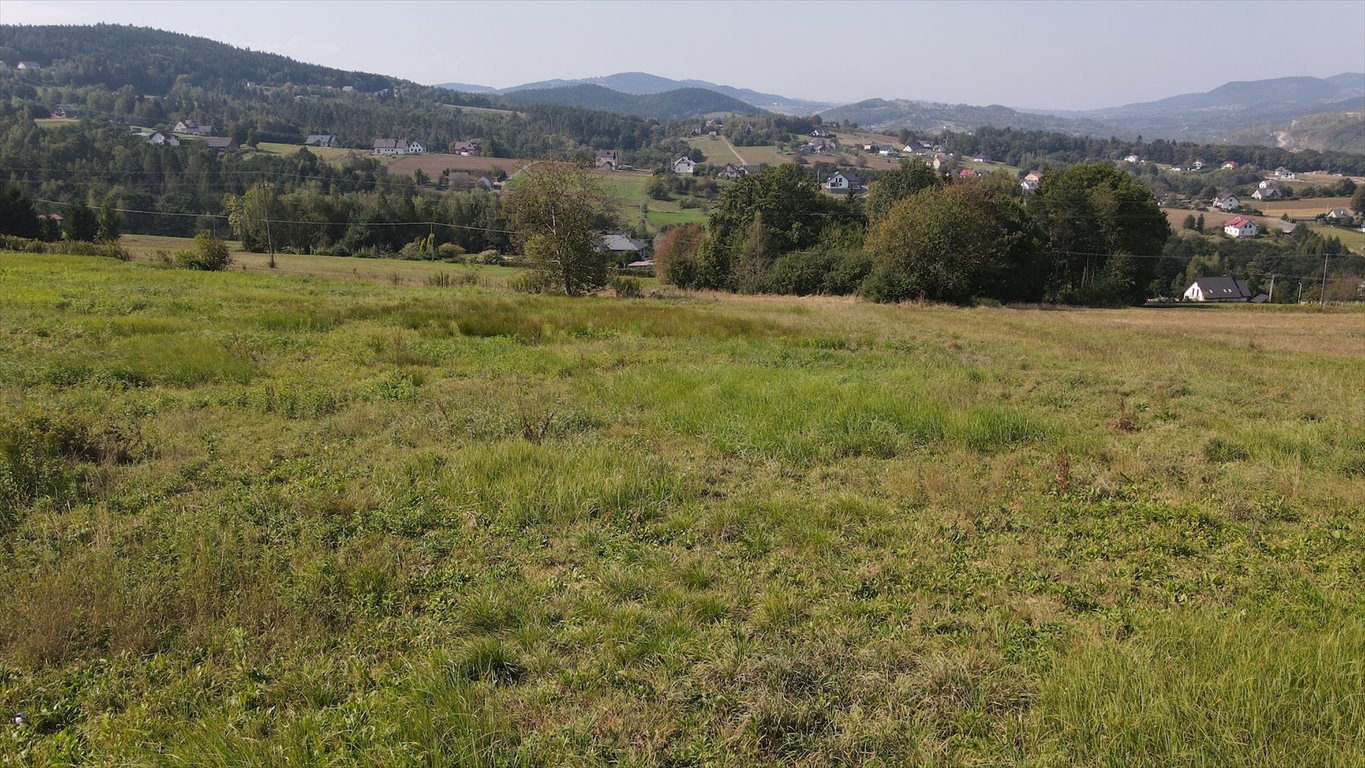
[4,0,1363,109]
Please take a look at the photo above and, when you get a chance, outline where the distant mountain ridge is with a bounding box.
[435,71,833,115]
[499,84,764,121]
[819,99,1123,137]
[1037,73,1365,144]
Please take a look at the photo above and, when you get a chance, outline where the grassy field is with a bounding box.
[595,170,710,231]
[1,251,1363,765]
[1256,196,1353,218]
[254,142,360,166]
[387,153,532,179]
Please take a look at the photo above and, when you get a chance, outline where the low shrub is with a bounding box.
[176,231,232,271]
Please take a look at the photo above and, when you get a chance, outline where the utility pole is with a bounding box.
[1297,282,1303,303]
[1268,274,1276,303]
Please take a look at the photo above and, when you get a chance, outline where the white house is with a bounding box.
[823,170,864,196]
[146,131,180,147]
[595,149,618,171]
[1183,276,1252,302]
[1020,178,1039,193]
[1211,193,1240,211]
[1223,216,1259,238]
[1252,185,1282,201]
[372,138,407,155]
[173,119,211,136]
[407,140,427,154]
[1123,154,1140,163]
[672,157,697,175]
[1325,207,1354,223]
[1274,167,1296,180]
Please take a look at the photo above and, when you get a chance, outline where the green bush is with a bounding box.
[176,231,232,271]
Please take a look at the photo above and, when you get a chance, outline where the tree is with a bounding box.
[733,212,773,293]
[865,159,939,222]
[1351,184,1365,216]
[0,183,41,239]
[62,201,100,242]
[654,223,706,287]
[504,161,614,296]
[178,230,232,270]
[97,199,121,242]
[1182,214,1197,230]
[863,185,1006,305]
[703,164,848,289]
[1034,162,1170,305]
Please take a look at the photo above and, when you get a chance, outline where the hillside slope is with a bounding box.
[501,84,764,120]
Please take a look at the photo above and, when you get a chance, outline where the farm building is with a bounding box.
[173,119,210,136]
[304,134,340,148]
[146,131,180,147]
[1183,277,1253,302]
[203,137,240,153]
[595,149,618,171]
[372,138,408,155]
[1223,217,1259,238]
[450,140,480,156]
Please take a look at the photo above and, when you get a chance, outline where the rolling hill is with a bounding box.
[1040,73,1365,143]
[819,98,1122,137]
[436,71,833,115]
[499,84,764,120]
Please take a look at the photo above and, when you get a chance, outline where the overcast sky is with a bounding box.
[4,0,1363,110]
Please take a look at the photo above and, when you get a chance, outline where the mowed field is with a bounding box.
[1,250,1363,765]
[386,152,532,178]
[1255,196,1354,218]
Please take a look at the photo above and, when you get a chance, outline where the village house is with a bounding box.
[450,140,480,156]
[595,149,618,171]
[1020,178,1039,193]
[476,176,497,191]
[598,233,651,266]
[173,119,210,136]
[716,163,746,180]
[1192,159,1206,171]
[407,140,427,154]
[203,136,240,153]
[932,153,955,172]
[1183,276,1253,302]
[811,129,834,139]
[823,170,865,196]
[1223,216,1259,238]
[1211,193,1240,211]
[803,137,837,154]
[957,168,980,180]
[1123,154,1139,163]
[372,138,408,155]
[1325,207,1354,223]
[146,131,180,147]
[1274,167,1296,180]
[17,61,41,70]
[1252,182,1282,201]
[304,134,340,148]
[1222,160,1239,169]
[672,157,697,175]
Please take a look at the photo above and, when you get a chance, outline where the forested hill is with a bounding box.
[0,24,409,94]
[501,84,764,120]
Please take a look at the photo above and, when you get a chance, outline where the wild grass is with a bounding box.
[0,249,1362,765]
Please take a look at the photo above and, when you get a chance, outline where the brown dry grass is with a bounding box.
[386,153,531,177]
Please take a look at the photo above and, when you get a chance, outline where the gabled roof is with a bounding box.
[600,233,648,252]
[203,136,238,150]
[304,134,335,145]
[373,138,404,150]
[1188,276,1251,298]
[1225,216,1255,228]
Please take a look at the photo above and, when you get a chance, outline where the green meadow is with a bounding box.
[1,250,1362,766]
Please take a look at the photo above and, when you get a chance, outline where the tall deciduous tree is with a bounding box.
[654,223,706,288]
[863,185,1005,305]
[504,161,614,296]
[865,159,939,222]
[1033,162,1170,305]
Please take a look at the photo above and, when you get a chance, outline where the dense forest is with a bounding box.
[937,126,1365,176]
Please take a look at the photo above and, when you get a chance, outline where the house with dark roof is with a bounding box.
[1252,184,1282,201]
[146,131,180,147]
[304,134,340,148]
[1325,207,1354,223]
[599,233,651,266]
[672,157,697,175]
[1212,193,1240,211]
[716,163,747,180]
[372,138,407,155]
[445,171,472,190]
[450,140,480,156]
[823,170,864,196]
[595,149,618,171]
[203,136,240,153]
[174,119,209,136]
[1183,276,1252,302]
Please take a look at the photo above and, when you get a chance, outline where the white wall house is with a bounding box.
[1183,277,1252,302]
[672,157,697,175]
[1223,216,1259,238]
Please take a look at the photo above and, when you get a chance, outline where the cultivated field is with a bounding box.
[1255,196,1354,218]
[254,141,360,166]
[1,251,1362,765]
[386,152,532,178]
